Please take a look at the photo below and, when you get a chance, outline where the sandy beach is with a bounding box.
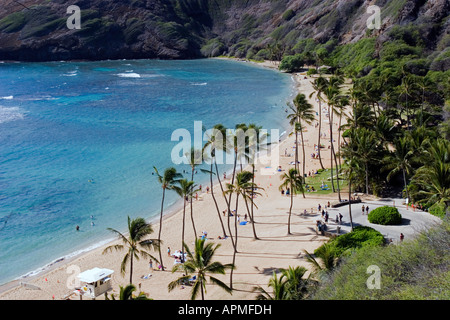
[0,61,347,300]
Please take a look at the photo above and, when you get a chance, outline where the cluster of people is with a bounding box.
[167,246,188,265]
[361,205,370,215]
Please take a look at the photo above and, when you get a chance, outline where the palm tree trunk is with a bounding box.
[129,254,134,284]
[250,164,258,239]
[190,195,197,239]
[294,130,299,172]
[329,106,335,192]
[348,177,353,231]
[365,163,369,195]
[300,125,306,199]
[181,201,186,262]
[190,170,197,239]
[338,113,343,174]
[288,182,293,235]
[215,161,236,251]
[230,193,240,290]
[402,168,409,201]
[336,113,343,201]
[227,151,238,214]
[210,162,227,237]
[234,194,239,251]
[332,142,341,201]
[318,100,325,170]
[158,188,166,271]
[200,279,205,300]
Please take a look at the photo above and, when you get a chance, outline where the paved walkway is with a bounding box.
[314,198,442,244]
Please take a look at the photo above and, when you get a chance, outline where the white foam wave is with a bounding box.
[141,74,163,78]
[62,70,78,77]
[0,106,25,124]
[1,95,13,100]
[16,237,115,281]
[117,73,141,78]
[191,82,207,86]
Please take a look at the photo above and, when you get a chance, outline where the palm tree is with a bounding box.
[415,76,434,126]
[287,93,316,181]
[323,76,344,197]
[224,171,261,289]
[107,284,151,300]
[254,271,288,300]
[399,74,417,131]
[279,266,312,300]
[153,166,182,271]
[303,243,339,278]
[168,239,234,300]
[341,157,362,231]
[345,127,381,195]
[335,96,349,175]
[382,137,414,201]
[184,148,204,238]
[244,123,268,239]
[310,76,328,170]
[254,266,312,300]
[410,139,450,206]
[411,160,450,206]
[173,179,197,261]
[202,124,228,238]
[103,216,160,284]
[279,168,304,235]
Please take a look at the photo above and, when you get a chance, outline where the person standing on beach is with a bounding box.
[167,247,171,257]
[149,259,153,270]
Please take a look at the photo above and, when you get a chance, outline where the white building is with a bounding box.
[77,267,114,299]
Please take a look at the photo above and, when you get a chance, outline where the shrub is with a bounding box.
[279,54,304,72]
[315,226,385,257]
[368,206,402,225]
[311,220,450,300]
[428,201,447,219]
[282,9,295,21]
[307,68,317,76]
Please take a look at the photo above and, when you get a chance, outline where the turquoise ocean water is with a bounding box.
[0,59,294,285]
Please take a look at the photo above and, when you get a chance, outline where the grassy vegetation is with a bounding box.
[304,167,348,195]
[311,219,450,299]
[315,226,385,257]
[0,11,26,33]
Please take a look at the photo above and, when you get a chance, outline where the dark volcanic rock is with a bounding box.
[0,0,448,61]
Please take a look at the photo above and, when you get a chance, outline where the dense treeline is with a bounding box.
[280,23,449,217]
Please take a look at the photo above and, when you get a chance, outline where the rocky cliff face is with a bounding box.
[0,0,448,61]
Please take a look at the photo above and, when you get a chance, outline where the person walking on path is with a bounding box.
[362,205,365,215]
